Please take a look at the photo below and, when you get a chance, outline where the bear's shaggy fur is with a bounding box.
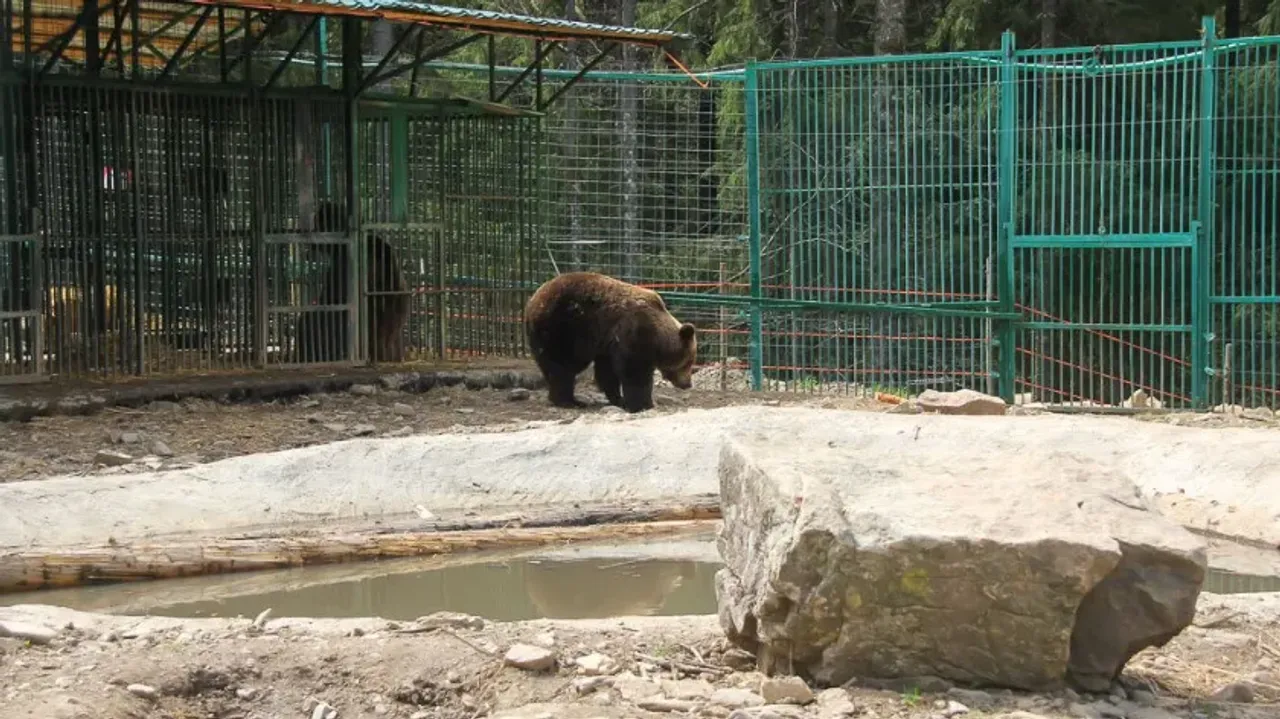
[523,272,698,413]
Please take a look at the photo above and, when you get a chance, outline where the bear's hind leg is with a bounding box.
[537,358,587,408]
[593,357,624,407]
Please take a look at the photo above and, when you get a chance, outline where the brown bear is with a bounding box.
[523,272,697,413]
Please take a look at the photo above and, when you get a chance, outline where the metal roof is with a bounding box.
[186,0,693,45]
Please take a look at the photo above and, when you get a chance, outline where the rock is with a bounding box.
[1242,407,1274,421]
[236,687,258,700]
[531,631,556,648]
[992,714,1052,719]
[759,676,813,705]
[350,424,377,437]
[311,701,339,719]
[573,676,609,695]
[350,384,377,396]
[149,440,174,457]
[252,608,272,629]
[943,700,970,717]
[1209,681,1255,703]
[509,388,532,401]
[504,643,556,671]
[947,688,996,710]
[730,705,808,719]
[1128,689,1156,706]
[322,423,347,433]
[613,673,662,702]
[637,698,703,713]
[126,684,158,701]
[713,428,1207,692]
[1121,390,1163,410]
[710,688,766,709]
[574,653,618,676]
[415,611,485,631]
[1125,709,1179,719]
[661,678,714,701]
[0,620,59,644]
[722,648,757,670]
[392,402,416,417]
[917,388,1007,416]
[119,431,143,444]
[1068,703,1103,719]
[887,400,922,414]
[814,688,856,717]
[1091,701,1126,719]
[94,449,133,467]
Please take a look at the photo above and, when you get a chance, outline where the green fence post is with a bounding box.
[745,63,764,391]
[1193,15,1217,409]
[390,110,409,224]
[996,29,1018,403]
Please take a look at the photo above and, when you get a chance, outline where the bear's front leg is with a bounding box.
[619,369,656,413]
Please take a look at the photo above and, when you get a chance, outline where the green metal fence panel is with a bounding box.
[1009,28,1210,409]
[0,77,43,383]
[747,51,1006,396]
[1212,35,1280,412]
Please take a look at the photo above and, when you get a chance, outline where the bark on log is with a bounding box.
[0,497,722,594]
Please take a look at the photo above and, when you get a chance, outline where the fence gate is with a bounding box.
[1008,33,1210,409]
[0,79,43,384]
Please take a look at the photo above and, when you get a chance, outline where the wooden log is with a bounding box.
[0,497,722,594]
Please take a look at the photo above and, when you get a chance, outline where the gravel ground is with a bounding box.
[0,597,1276,719]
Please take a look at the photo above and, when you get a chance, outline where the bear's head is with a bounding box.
[659,322,698,390]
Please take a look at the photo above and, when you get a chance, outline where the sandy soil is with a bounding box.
[1,594,1277,719]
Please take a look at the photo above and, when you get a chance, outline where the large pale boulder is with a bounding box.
[714,424,1207,692]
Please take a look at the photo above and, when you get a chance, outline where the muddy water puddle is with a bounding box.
[4,533,1277,622]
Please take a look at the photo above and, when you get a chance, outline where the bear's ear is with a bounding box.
[679,323,696,343]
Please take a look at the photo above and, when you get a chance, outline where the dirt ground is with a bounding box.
[1,595,1277,719]
[3,361,1279,484]
[0,376,884,483]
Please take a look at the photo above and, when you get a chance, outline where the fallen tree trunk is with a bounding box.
[0,497,721,594]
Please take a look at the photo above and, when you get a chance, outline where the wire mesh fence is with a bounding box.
[2,5,1279,411]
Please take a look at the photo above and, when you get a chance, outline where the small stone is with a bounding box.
[637,698,702,713]
[721,648,756,671]
[574,653,618,676]
[236,687,258,700]
[149,401,180,411]
[508,388,532,401]
[814,688,856,716]
[662,679,714,700]
[1129,689,1156,706]
[411,713,430,719]
[1257,657,1275,670]
[94,449,133,467]
[947,689,995,710]
[350,424,376,437]
[710,688,766,709]
[322,423,347,433]
[1242,407,1275,421]
[759,676,813,705]
[414,612,485,631]
[350,384,377,396]
[252,608,272,629]
[991,714,1052,719]
[392,402,415,417]
[1092,702,1126,719]
[573,676,609,695]
[0,620,59,645]
[1209,682,1255,703]
[374,704,389,716]
[1068,704,1103,719]
[1125,709,1180,719]
[149,440,174,457]
[504,643,556,671]
[126,684,158,701]
[54,677,73,688]
[119,431,143,444]
[532,631,556,648]
[613,673,662,702]
[943,700,970,717]
[456,407,476,414]
[385,426,413,438]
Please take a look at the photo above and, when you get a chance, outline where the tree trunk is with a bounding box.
[618,0,641,281]
[871,0,906,384]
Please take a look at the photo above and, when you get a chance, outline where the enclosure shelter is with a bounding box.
[0,0,691,382]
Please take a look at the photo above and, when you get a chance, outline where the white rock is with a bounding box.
[715,427,1206,692]
[93,449,134,466]
[126,683,158,701]
[573,676,609,695]
[252,608,273,629]
[661,678,714,700]
[917,388,1007,416]
[504,643,556,671]
[710,688,766,709]
[532,631,557,648]
[814,688,856,717]
[311,701,339,719]
[236,687,258,700]
[573,652,618,676]
[944,700,971,717]
[0,620,59,645]
[759,676,814,705]
[637,698,702,713]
